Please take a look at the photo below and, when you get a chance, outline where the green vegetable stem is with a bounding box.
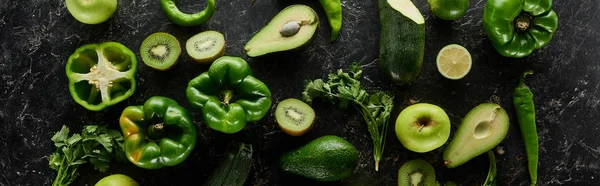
[302,62,394,171]
[119,96,197,170]
[483,0,559,58]
[319,0,343,41]
[513,71,538,186]
[483,151,498,186]
[49,125,125,186]
[160,0,216,27]
[186,56,272,134]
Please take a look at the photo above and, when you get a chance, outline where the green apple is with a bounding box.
[66,0,117,24]
[95,174,138,186]
[395,103,450,153]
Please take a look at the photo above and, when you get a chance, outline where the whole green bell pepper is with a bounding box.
[65,42,137,111]
[119,96,197,170]
[483,0,558,58]
[186,56,272,134]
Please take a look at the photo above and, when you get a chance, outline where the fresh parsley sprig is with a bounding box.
[302,62,394,171]
[49,125,125,186]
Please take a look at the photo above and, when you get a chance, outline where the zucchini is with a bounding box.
[378,0,425,85]
[204,142,254,186]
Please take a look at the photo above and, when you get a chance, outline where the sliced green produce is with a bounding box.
[436,44,472,80]
[66,42,137,111]
[484,151,498,186]
[483,0,559,58]
[95,174,139,186]
[186,30,225,64]
[513,71,538,186]
[395,103,451,153]
[303,63,394,171]
[245,5,319,57]
[443,103,509,168]
[119,96,197,170]
[66,0,117,24]
[379,0,425,85]
[275,98,315,136]
[204,142,253,186]
[397,159,436,186]
[318,0,343,41]
[186,56,272,134]
[280,135,359,181]
[427,0,469,20]
[140,32,181,71]
[160,0,216,27]
[49,125,125,186]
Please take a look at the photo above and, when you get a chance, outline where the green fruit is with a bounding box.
[95,174,138,186]
[395,103,451,153]
[428,0,469,21]
[244,5,319,57]
[66,0,117,24]
[397,159,436,186]
[275,98,315,136]
[139,32,181,71]
[443,103,509,168]
[280,135,359,181]
[379,0,426,85]
[186,30,225,64]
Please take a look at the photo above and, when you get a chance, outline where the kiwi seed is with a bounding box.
[139,32,181,71]
[185,30,225,64]
[275,98,315,136]
[398,159,436,186]
[279,20,301,37]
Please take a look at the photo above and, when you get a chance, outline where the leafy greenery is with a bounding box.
[49,125,125,186]
[302,62,394,171]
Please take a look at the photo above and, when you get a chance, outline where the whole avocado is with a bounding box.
[280,135,359,181]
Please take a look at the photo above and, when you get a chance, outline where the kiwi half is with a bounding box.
[185,30,225,64]
[139,32,181,71]
[275,98,315,136]
[398,159,436,186]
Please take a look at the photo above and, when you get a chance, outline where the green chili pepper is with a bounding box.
[65,42,137,111]
[119,96,197,170]
[483,0,558,58]
[483,151,497,186]
[513,70,538,186]
[319,0,343,41]
[186,56,272,134]
[160,0,216,27]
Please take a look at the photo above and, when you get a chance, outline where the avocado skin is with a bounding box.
[280,135,359,181]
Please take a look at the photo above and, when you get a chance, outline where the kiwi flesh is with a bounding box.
[398,159,436,186]
[140,32,181,71]
[185,30,225,64]
[275,98,315,136]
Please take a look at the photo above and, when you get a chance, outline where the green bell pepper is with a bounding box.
[119,96,197,170]
[483,0,558,58]
[160,0,216,27]
[65,42,137,111]
[186,56,272,134]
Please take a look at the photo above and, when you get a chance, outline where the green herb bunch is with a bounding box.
[49,125,125,186]
[302,62,394,171]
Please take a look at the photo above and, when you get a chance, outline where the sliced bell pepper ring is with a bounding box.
[186,56,272,134]
[160,0,216,27]
[483,0,559,58]
[65,42,137,111]
[119,96,197,170]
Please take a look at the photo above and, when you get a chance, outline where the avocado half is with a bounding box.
[244,5,319,57]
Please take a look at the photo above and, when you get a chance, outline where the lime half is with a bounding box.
[436,44,472,80]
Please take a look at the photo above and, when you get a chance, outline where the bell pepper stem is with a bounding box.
[147,123,165,140]
[221,90,234,105]
[515,13,532,31]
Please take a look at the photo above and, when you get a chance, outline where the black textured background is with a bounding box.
[1,0,599,185]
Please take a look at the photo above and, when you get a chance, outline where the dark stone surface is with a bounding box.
[1,0,599,185]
